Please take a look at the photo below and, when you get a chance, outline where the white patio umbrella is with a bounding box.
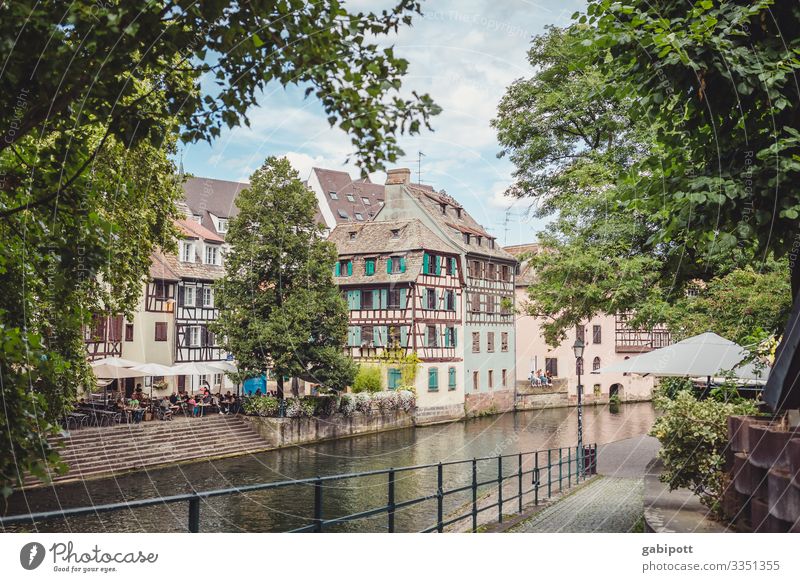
[90,356,142,368]
[206,361,237,373]
[596,332,769,382]
[90,363,144,379]
[130,362,177,376]
[170,362,222,375]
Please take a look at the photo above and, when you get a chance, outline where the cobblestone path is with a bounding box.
[507,435,660,533]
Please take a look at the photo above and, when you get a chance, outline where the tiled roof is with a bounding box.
[404,185,516,262]
[154,249,225,282]
[504,243,541,286]
[150,252,180,281]
[177,218,225,243]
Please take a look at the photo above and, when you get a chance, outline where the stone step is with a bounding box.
[52,415,239,444]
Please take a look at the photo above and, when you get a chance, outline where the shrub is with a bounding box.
[285,397,316,418]
[243,396,279,417]
[396,390,415,412]
[355,392,372,413]
[649,390,757,519]
[656,377,695,400]
[373,391,398,413]
[352,366,383,393]
[608,393,621,413]
[314,395,339,416]
[339,393,356,417]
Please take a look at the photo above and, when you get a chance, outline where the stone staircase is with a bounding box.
[26,415,271,487]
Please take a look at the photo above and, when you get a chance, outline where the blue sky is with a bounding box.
[180,0,586,246]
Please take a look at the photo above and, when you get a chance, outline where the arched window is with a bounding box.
[576,357,584,375]
[593,356,601,372]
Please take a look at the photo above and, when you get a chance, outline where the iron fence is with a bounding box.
[1,444,597,533]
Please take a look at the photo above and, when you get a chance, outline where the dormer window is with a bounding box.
[378,200,384,206]
[463,233,471,244]
[180,241,195,263]
[354,212,364,221]
[217,218,229,233]
[489,239,495,249]
[193,214,202,224]
[476,236,482,247]
[205,245,219,265]
[329,191,338,200]
[455,208,462,219]
[347,194,355,203]
[338,209,349,220]
[390,229,400,239]
[440,203,447,215]
[349,231,357,240]
[362,197,371,205]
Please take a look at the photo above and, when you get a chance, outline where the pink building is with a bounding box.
[506,243,670,404]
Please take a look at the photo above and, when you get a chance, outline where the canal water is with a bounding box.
[4,403,656,532]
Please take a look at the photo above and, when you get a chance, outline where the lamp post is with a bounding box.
[573,338,585,477]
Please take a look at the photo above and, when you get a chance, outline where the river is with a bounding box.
[3,403,656,532]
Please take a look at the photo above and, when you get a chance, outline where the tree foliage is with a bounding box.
[212,157,357,395]
[352,366,384,394]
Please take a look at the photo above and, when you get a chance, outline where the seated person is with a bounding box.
[128,396,140,409]
[114,398,125,411]
[169,392,178,405]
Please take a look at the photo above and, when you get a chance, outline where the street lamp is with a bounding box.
[572,337,585,477]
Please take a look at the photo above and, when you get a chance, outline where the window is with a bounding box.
[362,290,374,310]
[154,322,167,342]
[447,257,456,276]
[354,212,364,221]
[463,233,471,244]
[154,280,169,299]
[445,290,455,311]
[593,325,602,344]
[205,245,219,265]
[362,197,371,205]
[469,260,482,279]
[593,356,601,372]
[445,326,456,348]
[473,371,479,391]
[487,332,495,353]
[387,256,405,273]
[193,214,202,224]
[337,209,349,220]
[388,288,402,308]
[423,252,441,275]
[502,369,507,388]
[329,191,338,200]
[487,263,497,280]
[125,323,134,342]
[488,370,494,389]
[489,239,495,249]
[476,236,482,247]
[428,368,439,392]
[182,286,195,307]
[347,194,355,202]
[501,332,509,352]
[472,332,480,353]
[501,264,511,282]
[365,258,375,276]
[440,203,447,215]
[448,367,457,391]
[180,241,195,262]
[349,231,357,240]
[362,325,374,346]
[213,373,223,387]
[388,326,402,347]
[189,326,201,347]
[202,287,214,308]
[576,325,585,343]
[426,288,437,310]
[456,208,462,219]
[427,325,438,347]
[390,229,400,239]
[471,293,480,313]
[336,260,353,277]
[576,357,584,375]
[486,294,496,314]
[500,297,512,316]
[545,358,558,377]
[388,368,402,390]
[217,218,228,233]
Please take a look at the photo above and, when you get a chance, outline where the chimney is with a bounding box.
[385,168,411,185]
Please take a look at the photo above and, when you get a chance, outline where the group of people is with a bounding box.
[168,389,242,417]
[532,369,554,386]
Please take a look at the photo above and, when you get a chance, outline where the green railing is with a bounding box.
[1,444,597,533]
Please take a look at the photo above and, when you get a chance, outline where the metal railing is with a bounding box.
[1,444,597,533]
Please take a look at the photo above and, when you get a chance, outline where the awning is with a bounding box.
[596,332,769,382]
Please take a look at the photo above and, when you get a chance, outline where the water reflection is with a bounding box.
[3,403,655,532]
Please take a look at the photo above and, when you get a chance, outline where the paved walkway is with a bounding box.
[507,435,660,533]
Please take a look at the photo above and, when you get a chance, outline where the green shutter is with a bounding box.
[353,290,361,310]
[387,257,393,273]
[399,288,407,308]
[449,367,456,390]
[435,255,441,275]
[452,327,457,347]
[428,368,438,391]
[399,257,406,272]
[448,257,456,276]
[423,253,430,274]
[380,288,388,309]
[375,325,387,347]
[366,259,375,276]
[388,368,401,390]
[400,326,408,347]
[335,262,341,276]
[347,261,353,276]
[353,326,362,346]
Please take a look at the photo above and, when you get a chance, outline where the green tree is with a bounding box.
[352,366,384,394]
[213,157,356,399]
[1,1,436,496]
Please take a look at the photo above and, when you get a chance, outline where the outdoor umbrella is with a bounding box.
[90,363,144,379]
[90,356,142,369]
[170,362,223,393]
[596,332,769,382]
[207,361,237,373]
[130,363,177,398]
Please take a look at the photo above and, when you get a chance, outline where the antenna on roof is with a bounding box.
[417,151,425,184]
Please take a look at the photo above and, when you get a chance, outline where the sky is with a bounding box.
[180,0,586,247]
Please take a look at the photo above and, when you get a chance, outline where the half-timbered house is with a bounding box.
[329,219,467,421]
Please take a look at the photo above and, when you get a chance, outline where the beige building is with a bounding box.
[506,243,669,404]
